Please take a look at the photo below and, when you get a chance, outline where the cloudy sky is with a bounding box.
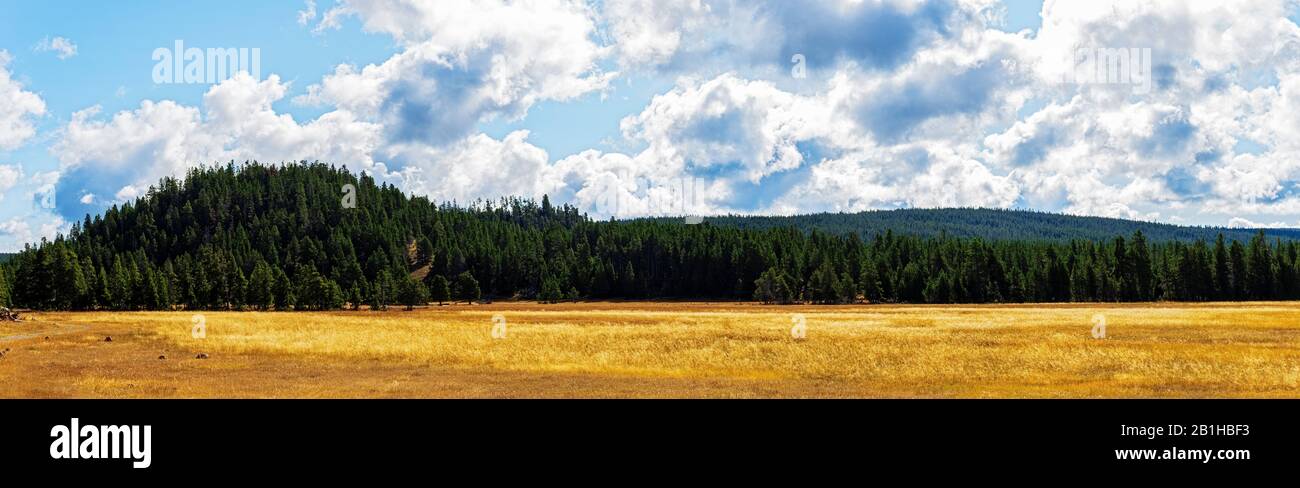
[1,0,1299,251]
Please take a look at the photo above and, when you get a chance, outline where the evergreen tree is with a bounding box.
[110,257,131,310]
[396,277,429,311]
[1213,234,1230,297]
[1230,240,1248,299]
[858,261,883,303]
[5,163,1298,310]
[834,272,856,304]
[247,262,275,311]
[455,272,481,304]
[808,261,839,304]
[428,275,451,305]
[96,266,113,310]
[538,277,563,303]
[369,270,392,311]
[1129,230,1154,300]
[272,266,294,311]
[1247,230,1275,299]
[0,267,8,308]
[348,285,363,310]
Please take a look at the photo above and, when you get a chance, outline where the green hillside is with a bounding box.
[1,163,1297,310]
[689,208,1300,242]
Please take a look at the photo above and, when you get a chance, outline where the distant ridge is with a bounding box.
[4,164,1299,310]
[686,208,1300,242]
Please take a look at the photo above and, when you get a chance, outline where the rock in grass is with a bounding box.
[104,336,113,342]
[158,354,166,360]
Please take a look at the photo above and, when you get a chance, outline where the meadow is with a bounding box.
[1,302,1299,398]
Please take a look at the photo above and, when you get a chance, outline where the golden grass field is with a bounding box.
[1,302,1299,398]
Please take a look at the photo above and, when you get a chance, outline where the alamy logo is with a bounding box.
[1067,46,1152,95]
[1091,313,1107,339]
[49,418,152,469]
[153,40,261,84]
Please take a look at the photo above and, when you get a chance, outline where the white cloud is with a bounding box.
[304,0,614,146]
[0,215,67,249]
[0,164,20,191]
[971,0,1300,224]
[48,0,622,225]
[52,73,384,213]
[543,67,1022,217]
[0,219,28,238]
[0,164,20,203]
[603,0,996,74]
[391,130,552,204]
[0,51,47,150]
[622,73,825,182]
[604,0,713,69]
[30,0,1300,232]
[35,36,77,59]
[1227,217,1295,228]
[297,0,317,26]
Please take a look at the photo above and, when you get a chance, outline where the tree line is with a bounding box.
[698,207,1300,243]
[1,163,1297,311]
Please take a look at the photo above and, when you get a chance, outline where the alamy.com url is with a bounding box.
[1115,447,1250,463]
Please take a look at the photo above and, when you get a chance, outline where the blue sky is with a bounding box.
[2,0,1299,251]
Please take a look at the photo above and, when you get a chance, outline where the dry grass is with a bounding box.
[2,302,1299,398]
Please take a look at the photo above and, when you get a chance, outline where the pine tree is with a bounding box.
[455,272,481,304]
[0,265,9,308]
[859,262,882,303]
[396,277,428,311]
[1213,234,1230,297]
[834,272,856,304]
[808,261,839,304]
[369,270,392,311]
[428,275,451,305]
[247,262,275,311]
[272,266,294,311]
[348,285,363,310]
[110,257,131,310]
[538,277,563,303]
[1246,230,1275,299]
[1129,230,1153,300]
[96,266,113,310]
[753,267,779,304]
[1230,240,1248,299]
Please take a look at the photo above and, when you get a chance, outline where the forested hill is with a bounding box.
[691,209,1300,243]
[1,162,1298,311]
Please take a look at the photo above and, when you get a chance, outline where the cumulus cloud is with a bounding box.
[48,0,623,222]
[297,0,317,26]
[0,51,47,150]
[622,73,824,181]
[1227,217,1294,228]
[305,0,614,145]
[29,0,1300,235]
[52,73,383,218]
[972,0,1300,225]
[35,36,77,59]
[391,130,553,204]
[0,164,20,201]
[603,0,989,73]
[543,64,1023,217]
[0,215,67,248]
